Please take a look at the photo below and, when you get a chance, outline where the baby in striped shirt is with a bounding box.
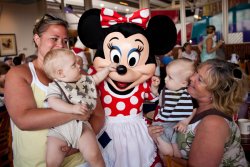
[152,58,196,159]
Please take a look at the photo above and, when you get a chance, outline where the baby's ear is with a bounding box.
[56,69,64,78]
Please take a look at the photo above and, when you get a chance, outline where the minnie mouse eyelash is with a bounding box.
[107,43,113,49]
[137,45,144,52]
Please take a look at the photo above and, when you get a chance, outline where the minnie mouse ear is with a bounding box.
[77,8,103,49]
[146,15,177,55]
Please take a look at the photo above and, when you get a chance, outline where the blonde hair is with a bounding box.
[43,48,75,79]
[199,59,248,116]
[167,58,195,83]
[33,14,68,47]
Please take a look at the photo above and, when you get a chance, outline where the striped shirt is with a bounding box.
[155,87,193,122]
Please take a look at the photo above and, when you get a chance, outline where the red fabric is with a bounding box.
[72,47,83,54]
[150,153,163,167]
[100,8,150,29]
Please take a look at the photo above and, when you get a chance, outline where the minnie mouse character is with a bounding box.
[78,8,177,167]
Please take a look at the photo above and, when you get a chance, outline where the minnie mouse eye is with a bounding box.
[128,50,140,67]
[110,49,121,64]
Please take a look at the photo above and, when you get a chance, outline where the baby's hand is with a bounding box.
[151,76,160,87]
[108,62,117,72]
[72,103,88,115]
[174,121,188,133]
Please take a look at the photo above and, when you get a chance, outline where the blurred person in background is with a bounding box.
[200,25,224,62]
[178,42,199,65]
[4,57,14,67]
[0,62,10,112]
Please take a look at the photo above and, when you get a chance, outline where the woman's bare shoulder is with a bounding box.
[198,114,229,132]
[6,64,32,83]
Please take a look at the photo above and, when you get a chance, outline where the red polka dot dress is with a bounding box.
[97,80,157,167]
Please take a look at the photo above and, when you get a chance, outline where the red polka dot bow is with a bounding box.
[100,8,150,29]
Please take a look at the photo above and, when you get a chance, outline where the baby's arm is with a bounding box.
[47,96,89,115]
[174,108,197,133]
[92,63,117,85]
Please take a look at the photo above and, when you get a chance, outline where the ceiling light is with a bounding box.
[100,4,104,7]
[119,2,128,6]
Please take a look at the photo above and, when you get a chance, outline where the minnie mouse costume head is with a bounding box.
[77,8,177,167]
[78,8,176,93]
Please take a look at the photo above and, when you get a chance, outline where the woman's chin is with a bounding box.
[187,86,194,94]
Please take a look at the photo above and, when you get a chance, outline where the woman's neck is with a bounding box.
[196,98,213,114]
[32,59,52,84]
[32,58,43,70]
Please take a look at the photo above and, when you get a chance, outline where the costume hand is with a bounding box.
[174,121,188,133]
[148,125,164,142]
[72,103,88,115]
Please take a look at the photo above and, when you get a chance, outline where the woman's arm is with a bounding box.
[178,49,182,59]
[188,115,229,167]
[197,42,202,52]
[206,38,223,54]
[5,66,86,130]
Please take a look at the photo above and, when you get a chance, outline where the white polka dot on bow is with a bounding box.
[131,18,142,24]
[109,20,117,25]
[140,9,149,18]
[103,8,114,16]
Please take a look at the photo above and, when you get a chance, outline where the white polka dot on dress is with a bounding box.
[117,114,124,117]
[130,96,138,105]
[130,108,137,115]
[116,102,125,111]
[104,95,112,104]
[141,92,144,99]
[104,107,112,116]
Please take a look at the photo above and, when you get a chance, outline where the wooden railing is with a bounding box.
[171,43,250,62]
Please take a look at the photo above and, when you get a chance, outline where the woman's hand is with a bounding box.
[148,125,164,143]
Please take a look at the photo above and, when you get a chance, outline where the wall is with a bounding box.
[0,1,46,59]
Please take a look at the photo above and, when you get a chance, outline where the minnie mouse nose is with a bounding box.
[116,65,127,75]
